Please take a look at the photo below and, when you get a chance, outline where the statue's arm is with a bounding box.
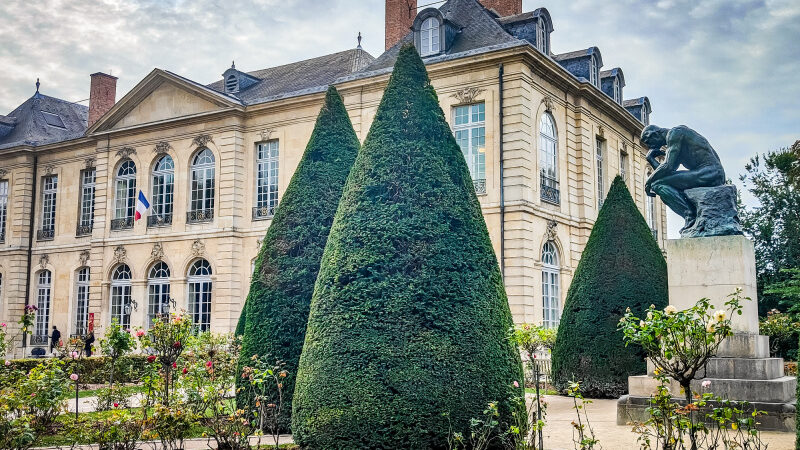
[646,148,665,170]
[650,131,683,182]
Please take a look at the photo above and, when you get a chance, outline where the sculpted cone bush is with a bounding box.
[237,86,360,422]
[551,176,668,397]
[292,44,525,449]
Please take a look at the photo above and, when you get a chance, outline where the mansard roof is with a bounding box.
[554,46,603,68]
[0,92,88,150]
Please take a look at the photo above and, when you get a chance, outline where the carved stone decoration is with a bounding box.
[541,96,554,112]
[84,157,96,169]
[597,125,605,138]
[451,87,485,105]
[191,239,205,257]
[0,168,7,179]
[151,242,165,260]
[113,245,127,264]
[545,220,558,241]
[256,238,264,249]
[38,254,49,269]
[79,250,90,266]
[116,147,136,159]
[154,141,172,154]
[192,134,213,148]
[43,164,56,176]
[259,129,273,142]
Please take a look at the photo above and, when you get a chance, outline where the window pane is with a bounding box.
[452,103,486,185]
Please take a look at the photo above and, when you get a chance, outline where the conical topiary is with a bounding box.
[551,176,668,397]
[291,44,525,449]
[237,86,360,421]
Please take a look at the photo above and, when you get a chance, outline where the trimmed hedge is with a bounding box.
[551,176,669,398]
[292,44,525,449]
[0,355,150,384]
[237,86,360,422]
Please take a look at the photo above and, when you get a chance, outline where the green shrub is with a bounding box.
[292,44,525,449]
[2,355,151,385]
[551,176,668,398]
[797,333,799,449]
[237,86,360,422]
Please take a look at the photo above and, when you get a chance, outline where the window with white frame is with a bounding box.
[74,267,90,335]
[420,17,440,56]
[539,112,558,190]
[35,270,52,338]
[151,155,174,225]
[147,262,171,328]
[189,149,215,221]
[536,19,548,54]
[453,103,486,194]
[114,161,136,221]
[619,151,629,182]
[255,141,279,219]
[41,175,58,234]
[78,169,95,235]
[590,56,598,87]
[110,264,132,328]
[596,137,605,208]
[541,241,560,328]
[187,259,212,332]
[646,171,656,231]
[0,179,7,242]
[613,78,620,103]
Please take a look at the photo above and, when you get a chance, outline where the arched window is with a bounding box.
[150,155,174,226]
[541,241,560,328]
[110,264,133,328]
[536,19,548,54]
[539,113,559,203]
[255,141,280,219]
[225,74,238,93]
[113,161,136,229]
[35,270,52,339]
[74,267,90,335]
[147,262,171,328]
[420,17,440,56]
[189,149,215,223]
[187,259,212,332]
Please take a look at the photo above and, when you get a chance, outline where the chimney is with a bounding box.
[385,0,417,51]
[88,72,117,128]
[480,0,522,17]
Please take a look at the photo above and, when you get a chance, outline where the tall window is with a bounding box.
[150,155,174,227]
[619,151,629,182]
[35,270,52,339]
[590,56,598,87]
[539,113,559,204]
[77,169,95,236]
[39,175,58,240]
[541,241,560,328]
[646,171,656,232]
[74,268,90,335]
[596,137,605,208]
[536,19,548,54]
[613,78,620,103]
[254,141,279,219]
[147,262,171,328]
[189,149,215,223]
[0,179,7,243]
[113,161,136,230]
[110,264,133,328]
[420,17,440,56]
[453,103,486,194]
[187,259,212,332]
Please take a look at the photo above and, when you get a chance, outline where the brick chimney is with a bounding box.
[480,0,522,17]
[385,0,417,50]
[88,72,117,128]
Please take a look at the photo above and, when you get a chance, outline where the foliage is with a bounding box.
[292,44,524,449]
[0,414,36,450]
[99,319,136,388]
[764,268,800,316]
[63,409,144,450]
[758,309,799,360]
[238,85,359,423]
[565,381,600,450]
[240,356,289,449]
[2,355,151,384]
[552,176,669,397]
[739,141,800,315]
[798,333,800,449]
[92,386,136,411]
[142,403,195,450]
[136,312,193,405]
[510,324,555,449]
[15,359,69,430]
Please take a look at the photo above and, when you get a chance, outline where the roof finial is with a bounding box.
[36,78,40,93]
[357,32,362,49]
[231,60,236,69]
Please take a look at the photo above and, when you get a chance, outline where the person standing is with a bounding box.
[50,326,61,354]
[84,331,95,357]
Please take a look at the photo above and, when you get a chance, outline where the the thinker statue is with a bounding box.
[641,125,742,237]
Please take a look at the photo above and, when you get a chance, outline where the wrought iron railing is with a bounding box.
[473,179,487,195]
[598,198,605,209]
[76,224,93,237]
[651,228,658,241]
[252,205,276,220]
[0,231,4,243]
[110,217,133,231]
[540,175,560,205]
[147,214,173,228]
[37,228,55,241]
[187,209,214,224]
[30,334,49,346]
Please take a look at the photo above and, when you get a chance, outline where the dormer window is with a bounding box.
[590,56,598,87]
[225,74,238,94]
[421,17,440,56]
[536,19,548,54]
[642,109,649,126]
[613,78,620,103]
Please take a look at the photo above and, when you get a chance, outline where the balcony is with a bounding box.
[252,205,276,221]
[540,176,560,205]
[187,209,214,224]
[29,334,49,346]
[473,179,486,195]
[110,217,133,231]
[76,224,93,237]
[148,214,173,228]
[37,228,55,241]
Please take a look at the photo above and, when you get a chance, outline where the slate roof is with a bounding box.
[0,92,88,150]
[206,48,375,105]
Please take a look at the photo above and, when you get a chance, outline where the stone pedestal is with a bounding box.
[682,185,743,238]
[617,235,796,432]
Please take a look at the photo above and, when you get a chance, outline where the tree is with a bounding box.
[237,86,360,423]
[292,44,525,449]
[740,140,800,315]
[551,176,668,398]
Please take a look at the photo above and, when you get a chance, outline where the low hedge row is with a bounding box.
[4,355,151,384]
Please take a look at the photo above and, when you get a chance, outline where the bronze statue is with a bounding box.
[642,125,741,237]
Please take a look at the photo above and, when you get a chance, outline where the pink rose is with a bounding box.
[4,360,10,366]
[206,361,213,368]
[182,367,188,375]
[1,323,6,327]
[702,380,711,388]
[136,330,145,338]
[71,351,79,359]
[513,381,520,388]
[70,373,79,381]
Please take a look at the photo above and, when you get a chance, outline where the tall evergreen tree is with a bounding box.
[237,86,360,420]
[551,176,668,398]
[292,45,524,449]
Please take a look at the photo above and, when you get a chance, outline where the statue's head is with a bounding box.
[641,125,668,149]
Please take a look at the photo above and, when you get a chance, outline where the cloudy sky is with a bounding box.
[1,0,798,237]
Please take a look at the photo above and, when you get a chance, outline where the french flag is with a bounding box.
[134,190,150,221]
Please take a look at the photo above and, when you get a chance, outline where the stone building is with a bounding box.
[0,0,664,356]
